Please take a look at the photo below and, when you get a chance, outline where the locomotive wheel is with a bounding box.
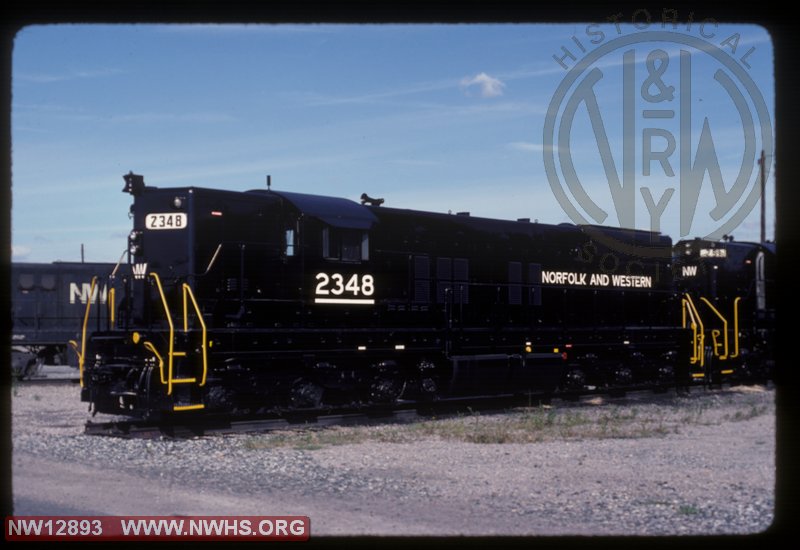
[369,374,406,404]
[613,367,633,386]
[419,377,439,399]
[563,368,585,392]
[652,365,674,393]
[416,360,440,401]
[206,384,237,412]
[656,364,674,382]
[289,379,324,409]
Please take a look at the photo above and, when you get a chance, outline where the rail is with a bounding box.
[84,385,753,439]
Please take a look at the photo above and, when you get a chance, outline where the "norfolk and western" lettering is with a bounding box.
[541,270,653,289]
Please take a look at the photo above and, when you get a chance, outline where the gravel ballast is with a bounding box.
[11,382,775,536]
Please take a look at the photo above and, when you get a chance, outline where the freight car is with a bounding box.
[77,173,773,418]
[10,261,122,378]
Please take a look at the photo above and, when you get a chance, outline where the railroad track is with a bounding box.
[16,375,81,385]
[15,365,81,384]
[84,392,560,439]
[83,382,747,439]
[85,408,422,439]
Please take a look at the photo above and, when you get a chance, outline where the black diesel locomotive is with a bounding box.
[78,173,775,417]
[673,238,775,381]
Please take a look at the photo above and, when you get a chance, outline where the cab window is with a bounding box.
[323,228,369,262]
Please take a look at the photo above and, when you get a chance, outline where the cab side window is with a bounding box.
[323,228,369,262]
[285,228,296,257]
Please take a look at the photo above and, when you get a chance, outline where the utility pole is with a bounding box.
[758,149,766,243]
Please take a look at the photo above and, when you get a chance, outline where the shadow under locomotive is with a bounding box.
[77,173,775,419]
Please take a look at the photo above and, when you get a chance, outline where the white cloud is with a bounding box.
[16,68,123,84]
[460,72,506,98]
[508,141,542,152]
[508,142,559,153]
[12,245,31,260]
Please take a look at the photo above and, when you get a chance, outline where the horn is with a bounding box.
[360,193,385,206]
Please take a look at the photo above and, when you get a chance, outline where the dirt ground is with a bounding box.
[10,382,777,537]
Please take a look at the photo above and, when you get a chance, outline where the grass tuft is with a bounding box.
[240,390,773,451]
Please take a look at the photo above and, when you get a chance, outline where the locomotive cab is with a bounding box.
[83,174,386,415]
[124,180,334,326]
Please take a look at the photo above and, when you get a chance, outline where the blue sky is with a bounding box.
[11,23,775,263]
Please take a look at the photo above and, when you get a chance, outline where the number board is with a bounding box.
[145,213,187,230]
[314,272,375,305]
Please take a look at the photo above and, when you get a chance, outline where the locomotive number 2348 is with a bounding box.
[145,212,187,230]
[315,273,375,297]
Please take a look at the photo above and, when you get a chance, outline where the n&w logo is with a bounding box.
[69,283,108,305]
[132,263,148,280]
[544,19,773,257]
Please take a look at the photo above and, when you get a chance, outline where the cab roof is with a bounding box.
[248,189,378,230]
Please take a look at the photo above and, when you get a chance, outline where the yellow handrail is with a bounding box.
[68,340,81,372]
[137,273,208,408]
[108,287,116,326]
[182,283,208,387]
[149,272,176,395]
[77,277,97,388]
[731,297,741,358]
[682,296,687,327]
[683,294,705,367]
[700,297,729,360]
[682,298,699,365]
[142,341,166,384]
